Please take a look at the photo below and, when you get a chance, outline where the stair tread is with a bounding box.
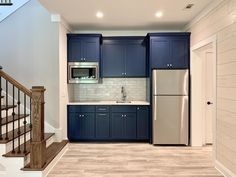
[22,140,68,171]
[1,96,4,99]
[1,105,17,111]
[0,124,31,143]
[1,114,30,126]
[3,133,55,157]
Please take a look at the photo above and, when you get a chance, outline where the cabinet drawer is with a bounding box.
[111,106,136,113]
[68,105,95,113]
[96,106,110,112]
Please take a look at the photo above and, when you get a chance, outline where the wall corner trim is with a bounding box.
[184,0,225,31]
[215,160,236,177]
[51,14,61,22]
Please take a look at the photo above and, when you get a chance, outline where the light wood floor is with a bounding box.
[47,143,223,177]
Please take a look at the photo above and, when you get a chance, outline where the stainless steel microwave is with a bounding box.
[68,62,99,84]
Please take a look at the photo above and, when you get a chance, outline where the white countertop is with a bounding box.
[68,101,150,105]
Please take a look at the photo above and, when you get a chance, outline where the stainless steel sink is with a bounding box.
[116,101,132,103]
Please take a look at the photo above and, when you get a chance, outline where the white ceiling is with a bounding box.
[39,0,215,31]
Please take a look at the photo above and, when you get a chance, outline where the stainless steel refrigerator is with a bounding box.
[152,69,189,145]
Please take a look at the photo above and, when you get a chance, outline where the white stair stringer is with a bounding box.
[0,134,63,177]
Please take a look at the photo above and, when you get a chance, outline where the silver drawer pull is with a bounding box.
[98,113,107,116]
[98,108,107,111]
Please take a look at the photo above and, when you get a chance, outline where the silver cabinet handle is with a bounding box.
[170,64,172,67]
[137,107,139,110]
[98,108,106,111]
[167,64,169,66]
[79,115,81,117]
[122,114,124,117]
[124,114,126,117]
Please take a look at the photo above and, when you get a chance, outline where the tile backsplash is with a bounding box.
[72,78,147,101]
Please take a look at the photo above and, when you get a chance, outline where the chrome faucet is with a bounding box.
[121,86,127,102]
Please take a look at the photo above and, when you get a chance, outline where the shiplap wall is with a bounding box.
[187,0,236,174]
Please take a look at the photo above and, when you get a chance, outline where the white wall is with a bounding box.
[0,0,60,128]
[187,0,236,176]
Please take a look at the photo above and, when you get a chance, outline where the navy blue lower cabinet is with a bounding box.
[68,105,150,141]
[111,113,124,139]
[137,106,149,140]
[68,112,95,140]
[96,113,110,139]
[124,113,137,139]
[68,113,80,140]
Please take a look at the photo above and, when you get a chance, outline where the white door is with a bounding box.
[205,52,213,144]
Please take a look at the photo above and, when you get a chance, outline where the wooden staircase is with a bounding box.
[0,67,68,177]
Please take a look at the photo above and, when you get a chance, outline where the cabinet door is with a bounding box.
[137,106,149,140]
[125,43,146,77]
[83,38,100,62]
[96,113,110,139]
[170,37,189,68]
[150,37,170,69]
[68,38,83,62]
[102,43,125,77]
[79,113,95,139]
[111,113,124,139]
[124,113,137,139]
[68,113,80,140]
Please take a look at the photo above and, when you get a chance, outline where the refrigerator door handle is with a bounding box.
[152,96,157,121]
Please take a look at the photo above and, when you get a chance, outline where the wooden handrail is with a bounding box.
[0,69,32,97]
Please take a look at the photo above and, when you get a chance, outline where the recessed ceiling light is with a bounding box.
[155,11,163,18]
[96,11,104,18]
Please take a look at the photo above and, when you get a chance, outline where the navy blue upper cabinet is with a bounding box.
[67,34,101,62]
[102,37,147,77]
[148,33,190,69]
[102,42,125,77]
[126,42,146,77]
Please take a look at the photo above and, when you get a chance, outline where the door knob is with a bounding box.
[207,101,213,105]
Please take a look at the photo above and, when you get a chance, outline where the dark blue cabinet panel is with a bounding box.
[101,38,147,77]
[67,34,101,62]
[83,38,100,61]
[137,106,149,140]
[102,43,125,77]
[111,106,136,113]
[68,105,95,113]
[68,112,95,140]
[171,37,188,68]
[126,43,146,77]
[124,113,137,139]
[111,113,124,139]
[68,39,82,62]
[149,33,190,69]
[68,113,80,140]
[96,113,110,139]
[150,37,170,68]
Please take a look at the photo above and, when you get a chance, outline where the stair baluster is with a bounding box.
[5,80,9,140]
[12,85,15,153]
[17,89,21,153]
[0,76,2,140]
[23,93,27,153]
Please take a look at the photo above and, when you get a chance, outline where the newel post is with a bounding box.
[30,86,46,169]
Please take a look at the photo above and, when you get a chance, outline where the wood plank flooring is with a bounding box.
[47,143,223,177]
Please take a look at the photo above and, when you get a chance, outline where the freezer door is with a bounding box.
[152,70,188,95]
[152,96,188,145]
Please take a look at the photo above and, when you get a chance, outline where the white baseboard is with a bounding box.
[215,160,236,177]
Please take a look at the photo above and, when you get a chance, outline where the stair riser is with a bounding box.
[4,132,31,153]
[0,117,30,134]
